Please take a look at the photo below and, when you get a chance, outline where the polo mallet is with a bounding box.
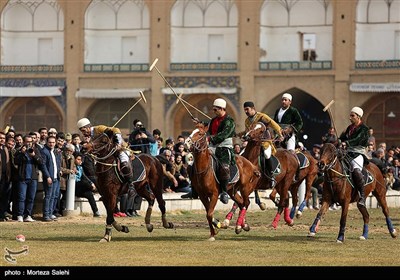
[323,100,339,139]
[149,58,211,120]
[112,91,147,128]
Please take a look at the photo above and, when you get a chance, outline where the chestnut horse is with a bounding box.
[88,131,174,242]
[308,143,397,242]
[223,122,297,228]
[184,123,260,240]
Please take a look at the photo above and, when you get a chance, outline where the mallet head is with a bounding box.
[139,91,147,103]
[149,58,159,71]
[323,100,335,112]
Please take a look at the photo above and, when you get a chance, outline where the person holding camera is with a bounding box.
[14,135,43,222]
[128,119,155,154]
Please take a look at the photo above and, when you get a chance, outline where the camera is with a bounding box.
[28,148,34,153]
[139,126,146,132]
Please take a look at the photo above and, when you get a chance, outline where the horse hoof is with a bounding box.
[269,223,278,229]
[242,224,250,232]
[207,237,215,242]
[146,224,154,232]
[390,229,397,238]
[259,202,267,211]
[235,227,242,234]
[307,232,315,237]
[122,226,129,233]
[285,220,294,227]
[99,237,110,242]
[296,211,303,219]
[336,239,344,244]
[220,219,230,229]
[164,222,174,229]
[359,236,367,240]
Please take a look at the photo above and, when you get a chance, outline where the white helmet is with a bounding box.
[213,98,226,109]
[77,118,91,128]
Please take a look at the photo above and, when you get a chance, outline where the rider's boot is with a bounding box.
[352,169,366,207]
[219,164,230,204]
[264,152,276,187]
[120,161,136,196]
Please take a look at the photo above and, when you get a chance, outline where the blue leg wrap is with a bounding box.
[362,224,369,239]
[290,206,296,219]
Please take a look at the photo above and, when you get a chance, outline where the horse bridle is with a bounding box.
[319,147,348,181]
[89,133,118,169]
[185,128,212,175]
[185,129,208,153]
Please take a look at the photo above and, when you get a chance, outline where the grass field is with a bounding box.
[1,207,399,270]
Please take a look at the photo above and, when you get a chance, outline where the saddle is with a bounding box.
[260,152,281,176]
[131,156,146,183]
[209,153,239,184]
[295,152,310,170]
[342,159,374,187]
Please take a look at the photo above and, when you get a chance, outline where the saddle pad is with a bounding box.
[229,164,239,184]
[270,155,281,175]
[131,156,146,183]
[296,152,310,169]
[362,168,374,186]
[210,155,239,184]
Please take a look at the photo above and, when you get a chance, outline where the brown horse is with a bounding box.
[184,123,260,240]
[308,142,397,242]
[88,130,173,242]
[225,122,298,228]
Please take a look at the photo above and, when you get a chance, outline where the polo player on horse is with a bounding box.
[236,101,284,186]
[77,118,135,193]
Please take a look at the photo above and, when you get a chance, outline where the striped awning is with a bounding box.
[161,87,237,95]
[0,87,63,97]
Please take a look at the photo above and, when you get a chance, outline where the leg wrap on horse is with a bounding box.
[352,169,366,207]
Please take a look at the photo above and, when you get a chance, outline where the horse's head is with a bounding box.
[89,132,115,158]
[318,143,338,171]
[185,124,208,152]
[243,122,266,142]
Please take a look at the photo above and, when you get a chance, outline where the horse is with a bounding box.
[224,122,299,229]
[308,142,397,242]
[87,130,174,242]
[184,122,260,240]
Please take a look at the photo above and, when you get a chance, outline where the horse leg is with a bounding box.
[145,203,154,232]
[308,200,330,237]
[154,185,174,229]
[101,225,113,243]
[357,203,370,240]
[271,206,283,229]
[296,180,309,218]
[372,190,398,238]
[221,202,238,229]
[100,195,130,242]
[269,187,279,206]
[254,190,266,210]
[289,184,299,220]
[336,202,350,243]
[235,207,247,234]
[200,195,219,241]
